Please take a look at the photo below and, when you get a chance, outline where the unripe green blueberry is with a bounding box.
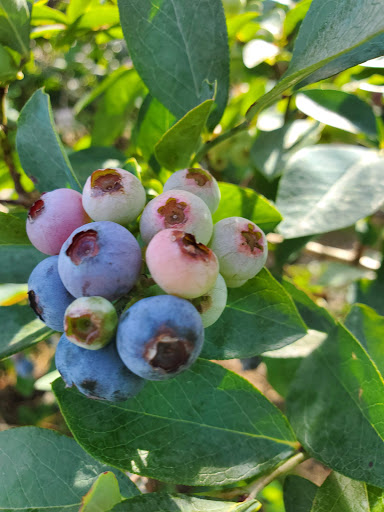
[64,296,118,350]
[163,168,221,213]
[209,217,268,287]
[146,230,219,299]
[82,168,146,225]
[192,274,227,328]
[139,190,213,245]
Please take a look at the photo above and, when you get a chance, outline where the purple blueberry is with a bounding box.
[28,256,75,331]
[117,295,204,381]
[58,221,142,300]
[55,333,145,401]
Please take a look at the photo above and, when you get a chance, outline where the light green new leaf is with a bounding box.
[310,472,384,512]
[80,472,122,512]
[0,427,139,512]
[31,4,68,25]
[0,0,30,57]
[296,89,377,137]
[247,0,384,119]
[287,323,384,487]
[0,245,45,284]
[202,269,307,360]
[53,359,298,487]
[213,182,282,233]
[112,494,261,512]
[155,99,213,170]
[276,145,384,238]
[283,475,318,512]
[0,212,29,245]
[16,89,81,191]
[67,0,92,24]
[118,0,229,130]
[0,306,53,360]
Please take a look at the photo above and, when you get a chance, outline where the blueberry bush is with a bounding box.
[1,0,384,510]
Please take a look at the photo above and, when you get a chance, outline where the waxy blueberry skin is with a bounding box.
[28,256,75,331]
[58,221,142,300]
[26,189,89,255]
[82,168,146,225]
[117,295,204,381]
[209,217,268,287]
[56,334,145,401]
[163,168,221,213]
[192,273,228,328]
[139,189,213,245]
[146,230,219,299]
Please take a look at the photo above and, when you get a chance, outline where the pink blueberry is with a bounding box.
[26,189,90,255]
[146,230,219,299]
[139,189,213,245]
[163,168,221,213]
[209,217,268,287]
[82,168,146,225]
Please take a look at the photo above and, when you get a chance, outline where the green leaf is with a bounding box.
[0,245,45,284]
[112,494,261,512]
[287,323,384,487]
[283,0,312,38]
[53,359,298,486]
[31,4,68,25]
[155,99,213,170]
[310,472,384,512]
[67,0,92,24]
[118,0,229,130]
[16,89,81,191]
[0,306,53,360]
[0,0,30,58]
[354,274,384,316]
[80,472,122,512]
[283,475,317,512]
[201,269,307,360]
[77,5,119,30]
[247,1,384,119]
[0,44,19,83]
[276,145,384,239]
[250,120,322,181]
[69,147,127,187]
[0,212,29,244]
[213,182,282,233]
[296,89,377,137]
[0,427,139,512]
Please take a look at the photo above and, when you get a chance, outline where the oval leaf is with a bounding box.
[0,427,138,512]
[0,245,45,284]
[0,0,30,57]
[283,475,318,512]
[53,359,298,487]
[118,0,229,130]
[0,212,29,244]
[16,89,81,191]
[276,145,384,239]
[202,269,307,360]
[80,472,122,512]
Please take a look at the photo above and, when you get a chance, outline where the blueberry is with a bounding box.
[28,256,75,331]
[58,221,142,300]
[163,168,221,213]
[209,217,268,287]
[191,274,227,328]
[26,189,90,255]
[64,296,118,350]
[82,168,146,225]
[146,230,219,299]
[117,295,204,381]
[55,334,145,401]
[139,189,213,245]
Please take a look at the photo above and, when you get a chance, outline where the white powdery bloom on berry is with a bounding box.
[209,217,268,288]
[163,168,221,213]
[139,189,213,245]
[82,168,146,225]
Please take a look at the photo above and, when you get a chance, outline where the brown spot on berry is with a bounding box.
[145,328,193,373]
[81,379,97,393]
[241,224,263,252]
[66,230,99,265]
[157,198,188,227]
[174,232,213,262]
[186,168,211,186]
[28,290,44,321]
[65,313,100,345]
[28,199,45,222]
[192,294,212,314]
[90,169,123,196]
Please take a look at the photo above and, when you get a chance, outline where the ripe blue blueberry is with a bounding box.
[58,221,142,300]
[117,295,204,381]
[55,334,145,401]
[28,256,75,331]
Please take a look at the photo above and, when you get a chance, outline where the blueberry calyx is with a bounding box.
[241,224,263,252]
[65,313,100,345]
[144,329,193,373]
[192,294,212,314]
[174,232,211,261]
[157,198,187,227]
[66,229,99,265]
[90,169,123,196]
[28,199,45,222]
[186,168,211,186]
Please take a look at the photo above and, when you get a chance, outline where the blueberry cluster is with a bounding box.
[27,167,268,402]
